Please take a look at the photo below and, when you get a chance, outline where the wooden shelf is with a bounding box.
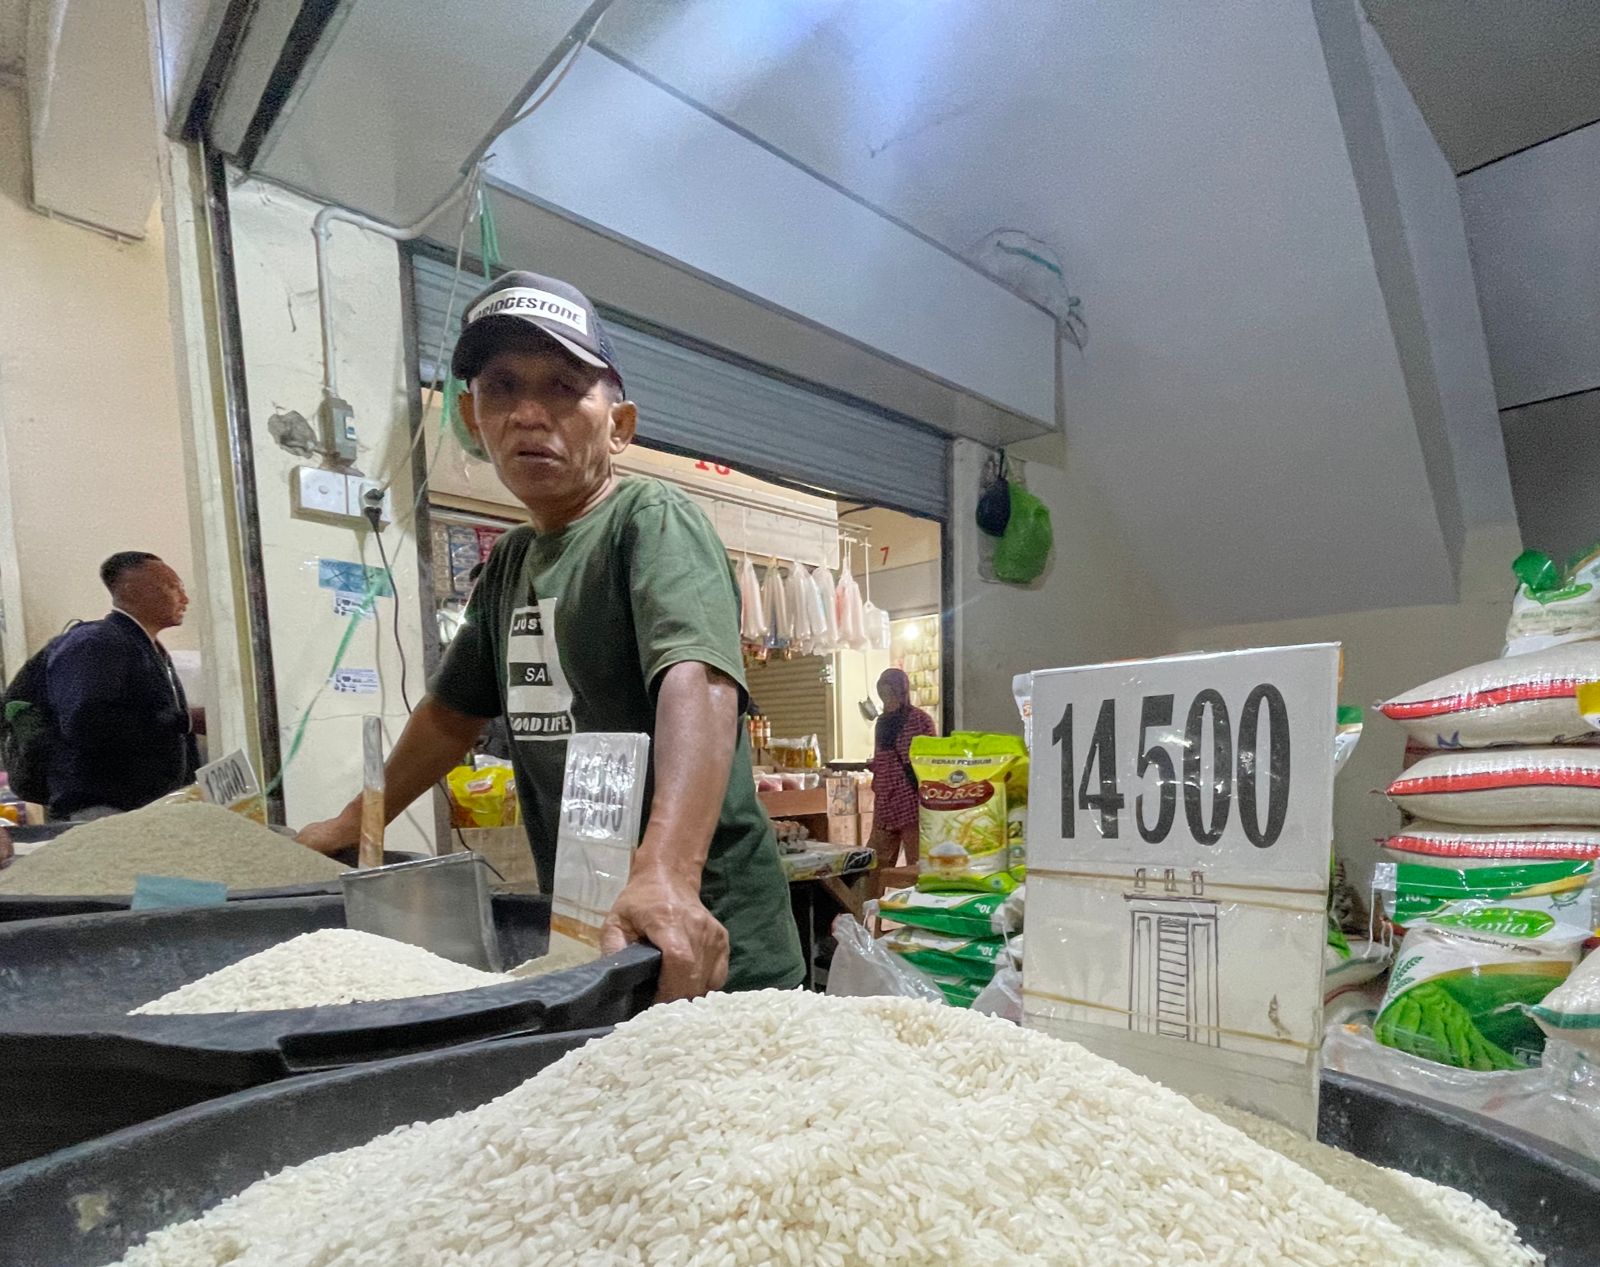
[758,787,828,818]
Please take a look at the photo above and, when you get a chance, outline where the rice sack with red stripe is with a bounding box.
[1387,747,1600,826]
[1386,822,1600,866]
[1379,643,1600,749]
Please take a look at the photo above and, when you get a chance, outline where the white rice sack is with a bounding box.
[1532,950,1600,1060]
[1387,747,1600,827]
[113,991,1540,1267]
[1505,544,1600,658]
[1380,644,1600,749]
[1376,649,1600,748]
[1387,822,1600,865]
[130,929,514,1015]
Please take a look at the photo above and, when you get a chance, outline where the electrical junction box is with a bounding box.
[292,466,352,521]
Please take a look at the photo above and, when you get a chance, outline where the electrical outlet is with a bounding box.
[293,466,352,519]
[346,476,392,524]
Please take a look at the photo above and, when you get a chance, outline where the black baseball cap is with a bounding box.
[451,270,624,391]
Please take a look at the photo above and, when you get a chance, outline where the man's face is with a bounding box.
[464,342,634,515]
[123,561,188,630]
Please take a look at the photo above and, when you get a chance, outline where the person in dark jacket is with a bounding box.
[44,552,199,820]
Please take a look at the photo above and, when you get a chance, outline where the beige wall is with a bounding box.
[0,85,197,664]
[952,436,1178,735]
[225,175,432,848]
[1174,522,1523,888]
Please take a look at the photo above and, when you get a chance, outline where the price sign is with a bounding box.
[1023,644,1339,1134]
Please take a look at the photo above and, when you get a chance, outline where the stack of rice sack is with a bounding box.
[878,733,1028,1007]
[1372,638,1600,1070]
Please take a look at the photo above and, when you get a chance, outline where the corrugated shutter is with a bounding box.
[411,253,949,519]
[746,654,834,760]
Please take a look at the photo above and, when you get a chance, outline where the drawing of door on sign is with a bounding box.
[1125,869,1221,1046]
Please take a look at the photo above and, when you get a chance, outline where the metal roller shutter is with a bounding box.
[411,253,950,520]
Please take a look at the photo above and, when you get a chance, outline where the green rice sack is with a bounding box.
[880,887,1023,938]
[881,927,1008,982]
[1531,949,1600,1059]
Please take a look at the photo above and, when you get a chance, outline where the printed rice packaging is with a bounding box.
[881,926,1011,982]
[1385,747,1600,826]
[1374,858,1600,934]
[1379,643,1600,749]
[1386,822,1600,865]
[911,733,1028,894]
[1504,544,1600,657]
[1530,948,1600,1060]
[1375,918,1584,1071]
[879,887,1023,938]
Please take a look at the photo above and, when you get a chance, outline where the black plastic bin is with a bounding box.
[0,848,427,923]
[0,1044,1593,1267]
[0,895,658,1167]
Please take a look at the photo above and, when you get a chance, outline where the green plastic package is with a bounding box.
[880,887,1021,939]
[882,927,1009,982]
[992,484,1052,584]
[1374,921,1582,1070]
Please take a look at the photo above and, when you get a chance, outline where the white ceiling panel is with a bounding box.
[0,0,24,72]
[251,0,593,225]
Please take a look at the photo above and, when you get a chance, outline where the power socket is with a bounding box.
[292,466,353,520]
[347,476,392,524]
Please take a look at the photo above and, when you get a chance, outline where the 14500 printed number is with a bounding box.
[1051,686,1291,848]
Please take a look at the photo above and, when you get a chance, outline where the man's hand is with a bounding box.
[295,799,361,856]
[601,862,729,1002]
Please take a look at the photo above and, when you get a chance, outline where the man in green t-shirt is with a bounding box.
[298,271,803,999]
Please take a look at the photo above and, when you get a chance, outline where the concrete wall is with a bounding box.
[952,437,1178,736]
[1174,522,1523,891]
[224,175,433,848]
[0,84,198,666]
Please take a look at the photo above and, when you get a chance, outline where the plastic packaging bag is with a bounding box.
[737,555,765,645]
[446,763,520,828]
[784,566,814,654]
[1332,705,1363,773]
[1387,746,1600,826]
[1380,642,1600,749]
[824,913,944,1005]
[1505,544,1600,658]
[548,734,650,962]
[1387,822,1600,864]
[760,564,790,651]
[1325,1023,1600,1166]
[810,565,841,650]
[973,965,1024,1023]
[835,556,867,651]
[1532,949,1600,1059]
[882,926,1011,981]
[1373,857,1600,934]
[911,733,1028,894]
[880,886,1024,937]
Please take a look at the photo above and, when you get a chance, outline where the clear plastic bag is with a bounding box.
[824,913,944,1005]
[737,554,765,645]
[1324,1022,1600,1166]
[972,965,1024,1023]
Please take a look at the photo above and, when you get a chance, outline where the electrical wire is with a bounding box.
[370,526,412,714]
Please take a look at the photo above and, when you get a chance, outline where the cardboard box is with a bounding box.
[858,810,874,841]
[826,775,859,816]
[826,814,860,847]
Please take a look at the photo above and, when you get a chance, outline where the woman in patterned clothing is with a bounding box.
[866,668,937,890]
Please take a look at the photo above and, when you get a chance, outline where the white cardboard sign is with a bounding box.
[1023,644,1339,1133]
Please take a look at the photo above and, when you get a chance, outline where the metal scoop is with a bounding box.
[341,851,503,972]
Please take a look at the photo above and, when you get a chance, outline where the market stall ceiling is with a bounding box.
[592,0,1480,622]
[1360,0,1600,173]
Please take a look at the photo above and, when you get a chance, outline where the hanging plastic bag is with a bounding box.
[862,540,890,651]
[784,565,814,655]
[810,564,840,651]
[760,563,790,651]
[992,483,1053,584]
[737,554,765,645]
[800,566,832,654]
[836,548,867,651]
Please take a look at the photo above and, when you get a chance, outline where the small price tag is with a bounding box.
[195,749,266,824]
[1024,644,1339,1134]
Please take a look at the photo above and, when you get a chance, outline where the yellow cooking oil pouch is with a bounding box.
[912,733,1028,894]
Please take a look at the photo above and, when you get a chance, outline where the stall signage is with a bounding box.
[1023,644,1339,1134]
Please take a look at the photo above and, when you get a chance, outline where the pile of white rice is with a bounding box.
[0,802,347,896]
[131,929,515,1015]
[114,991,1541,1266]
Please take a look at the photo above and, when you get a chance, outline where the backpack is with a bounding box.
[1,624,78,804]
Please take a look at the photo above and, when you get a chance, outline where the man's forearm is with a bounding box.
[636,662,740,880]
[372,695,489,822]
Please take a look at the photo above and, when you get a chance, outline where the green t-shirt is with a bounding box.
[431,476,803,992]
